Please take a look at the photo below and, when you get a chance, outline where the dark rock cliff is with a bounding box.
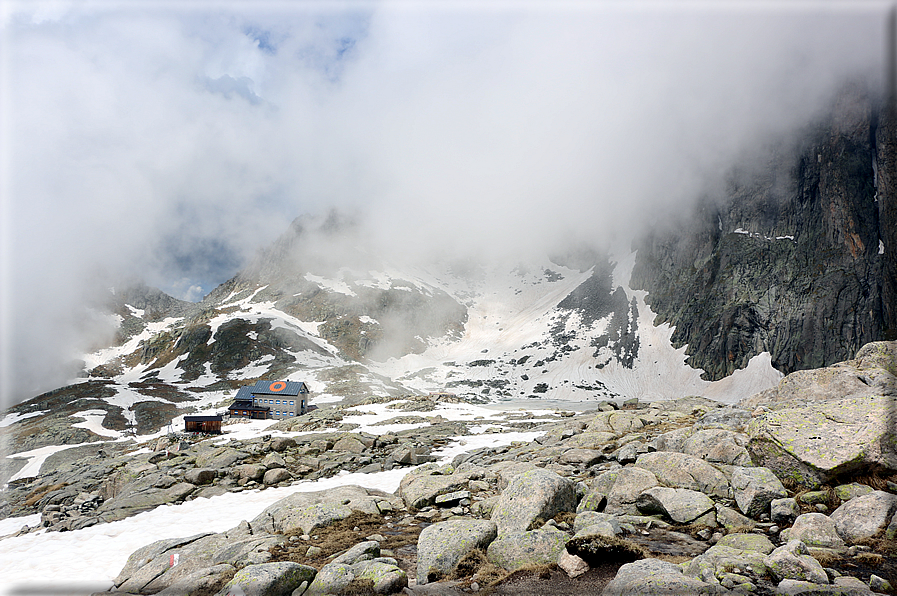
[631,83,895,380]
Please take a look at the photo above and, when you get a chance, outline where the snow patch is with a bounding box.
[0,411,46,428]
[305,273,357,297]
[70,410,122,439]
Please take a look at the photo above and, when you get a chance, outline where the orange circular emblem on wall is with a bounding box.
[270,381,287,392]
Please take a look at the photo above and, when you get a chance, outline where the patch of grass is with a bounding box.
[553,511,577,526]
[810,550,841,568]
[479,564,558,595]
[855,537,897,558]
[449,549,507,587]
[565,534,647,566]
[855,552,885,567]
[267,511,422,570]
[344,578,376,594]
[23,482,68,507]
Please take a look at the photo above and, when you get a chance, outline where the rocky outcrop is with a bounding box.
[631,83,893,381]
[742,342,897,488]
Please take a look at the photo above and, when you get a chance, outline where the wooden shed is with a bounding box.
[184,415,223,434]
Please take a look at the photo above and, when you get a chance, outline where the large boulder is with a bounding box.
[486,526,570,571]
[114,522,286,594]
[490,468,576,535]
[764,540,829,585]
[780,513,846,551]
[305,540,407,596]
[740,341,897,410]
[682,429,752,466]
[416,519,497,584]
[154,564,236,596]
[587,411,645,435]
[634,452,730,499]
[195,446,250,469]
[250,485,398,535]
[635,487,715,524]
[96,482,196,523]
[829,490,897,543]
[592,467,659,516]
[730,466,787,518]
[746,395,897,488]
[398,467,471,510]
[682,544,769,585]
[215,562,315,596]
[604,558,728,595]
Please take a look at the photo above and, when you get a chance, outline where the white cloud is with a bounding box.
[0,0,889,404]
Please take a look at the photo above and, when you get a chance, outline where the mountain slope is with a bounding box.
[631,83,894,380]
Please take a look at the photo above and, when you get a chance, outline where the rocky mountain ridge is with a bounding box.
[631,82,894,381]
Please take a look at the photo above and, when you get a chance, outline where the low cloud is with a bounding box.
[0,1,890,404]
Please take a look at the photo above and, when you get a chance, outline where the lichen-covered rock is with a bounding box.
[351,559,408,594]
[573,511,621,535]
[215,562,315,596]
[154,563,235,596]
[398,470,470,510]
[634,452,730,499]
[829,490,897,543]
[587,411,645,436]
[114,522,286,594]
[780,513,846,551]
[649,427,694,453]
[604,557,728,595]
[559,448,603,467]
[682,429,752,466]
[184,468,216,485]
[635,487,715,524]
[714,533,775,555]
[416,519,497,584]
[490,468,576,535]
[746,395,897,488]
[833,483,874,502]
[730,466,787,518]
[486,526,570,571]
[741,342,897,411]
[682,544,769,585]
[250,485,396,535]
[765,540,829,585]
[776,578,872,595]
[593,467,659,516]
[693,408,752,432]
[770,497,800,526]
[576,487,608,513]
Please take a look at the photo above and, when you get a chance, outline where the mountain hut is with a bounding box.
[228,380,310,420]
[184,415,222,434]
